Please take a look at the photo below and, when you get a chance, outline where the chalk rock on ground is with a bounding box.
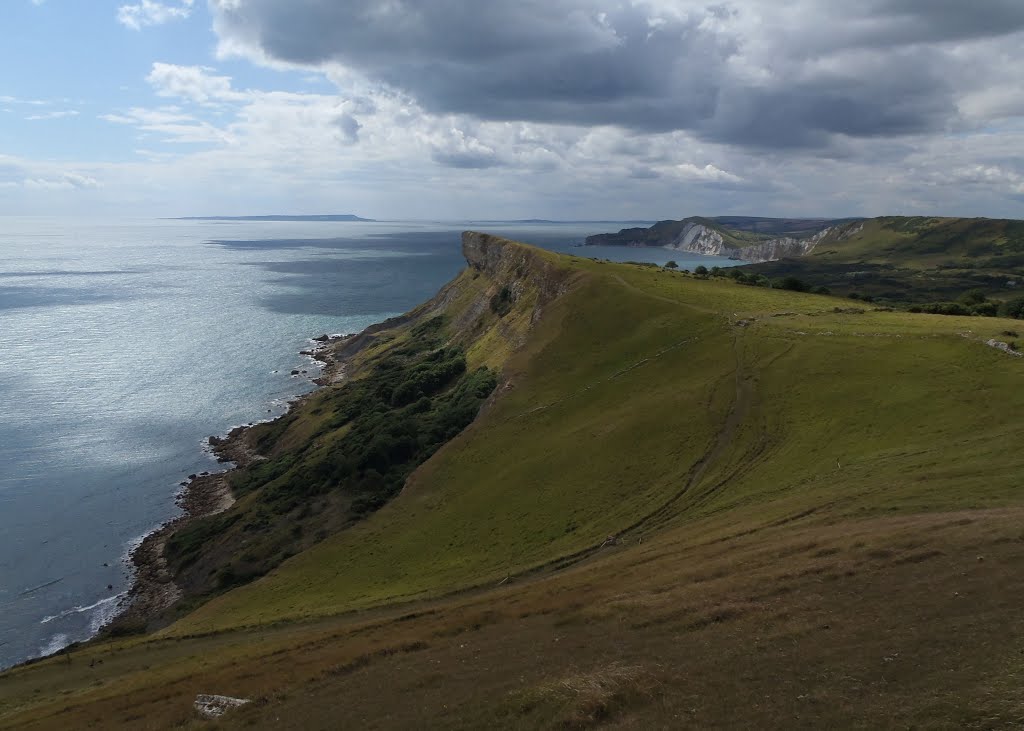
[194,694,251,719]
[986,339,1023,357]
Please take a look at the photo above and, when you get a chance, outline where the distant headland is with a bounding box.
[171,214,375,222]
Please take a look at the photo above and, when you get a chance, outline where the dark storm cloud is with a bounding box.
[212,0,1023,150]
[866,0,1024,43]
[216,1,729,131]
[706,48,959,148]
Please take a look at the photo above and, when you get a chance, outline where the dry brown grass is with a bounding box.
[509,663,664,729]
[5,507,1024,729]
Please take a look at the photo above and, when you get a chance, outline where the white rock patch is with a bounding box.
[194,694,251,719]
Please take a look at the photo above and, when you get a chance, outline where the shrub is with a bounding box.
[957,288,988,306]
[773,276,808,292]
[694,265,709,277]
[812,285,832,296]
[163,316,499,598]
[490,286,513,316]
[664,260,678,269]
[999,296,1024,319]
[918,302,971,316]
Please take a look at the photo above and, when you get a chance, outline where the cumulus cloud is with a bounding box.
[117,0,195,31]
[0,156,101,192]
[334,113,361,143]
[944,164,1024,195]
[24,172,100,191]
[208,0,1024,152]
[429,128,502,169]
[18,1,1024,218]
[147,63,239,104]
[101,105,232,144]
[0,95,47,106]
[674,163,743,184]
[25,110,78,121]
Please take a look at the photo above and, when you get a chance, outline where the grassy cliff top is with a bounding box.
[744,215,1024,304]
[3,233,1023,729]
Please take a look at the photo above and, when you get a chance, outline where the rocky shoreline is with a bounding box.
[104,333,353,635]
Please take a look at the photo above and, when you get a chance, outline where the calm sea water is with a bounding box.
[0,217,739,669]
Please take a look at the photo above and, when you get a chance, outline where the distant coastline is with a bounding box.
[170,214,375,222]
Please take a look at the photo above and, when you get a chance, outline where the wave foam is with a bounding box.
[38,633,69,657]
[40,593,125,625]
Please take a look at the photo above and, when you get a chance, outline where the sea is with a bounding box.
[0,217,741,670]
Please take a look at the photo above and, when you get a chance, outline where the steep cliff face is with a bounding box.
[728,225,841,263]
[461,231,575,321]
[664,221,727,255]
[333,232,578,376]
[586,217,858,264]
[447,231,580,371]
[665,221,847,262]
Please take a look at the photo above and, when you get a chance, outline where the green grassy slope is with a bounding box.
[171,272,732,632]
[746,215,1024,305]
[3,234,1024,729]
[711,215,855,237]
[177,250,1023,636]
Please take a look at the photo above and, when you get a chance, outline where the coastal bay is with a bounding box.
[0,218,736,669]
[0,218,456,668]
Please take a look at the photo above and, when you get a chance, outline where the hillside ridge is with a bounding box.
[103,231,581,636]
[585,216,862,262]
[4,234,1024,730]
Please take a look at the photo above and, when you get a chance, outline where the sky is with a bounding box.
[1,0,1024,220]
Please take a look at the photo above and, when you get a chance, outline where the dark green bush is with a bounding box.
[490,286,513,316]
[958,288,988,306]
[163,314,499,595]
[999,296,1024,319]
[917,302,971,316]
[773,276,809,292]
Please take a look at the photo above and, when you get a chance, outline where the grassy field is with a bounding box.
[2,234,1023,729]
[744,216,1024,306]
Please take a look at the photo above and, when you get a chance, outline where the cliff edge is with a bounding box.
[585,216,861,263]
